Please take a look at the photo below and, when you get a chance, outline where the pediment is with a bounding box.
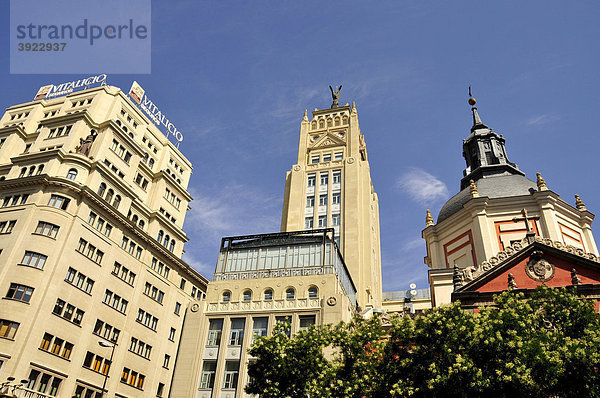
[309,133,346,149]
[454,236,600,293]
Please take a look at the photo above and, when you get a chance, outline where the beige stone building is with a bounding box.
[281,103,382,309]
[171,97,383,398]
[0,84,207,397]
[424,96,598,306]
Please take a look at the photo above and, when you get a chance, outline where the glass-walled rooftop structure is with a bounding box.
[213,229,357,305]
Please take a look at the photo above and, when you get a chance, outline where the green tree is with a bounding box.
[246,286,600,398]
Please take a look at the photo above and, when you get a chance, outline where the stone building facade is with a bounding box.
[0,84,206,398]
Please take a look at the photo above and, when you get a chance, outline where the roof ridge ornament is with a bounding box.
[468,86,488,130]
[536,172,548,191]
[575,194,587,211]
[425,209,434,227]
[469,179,479,198]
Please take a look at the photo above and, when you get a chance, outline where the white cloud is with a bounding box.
[181,183,282,279]
[526,114,559,126]
[397,168,449,204]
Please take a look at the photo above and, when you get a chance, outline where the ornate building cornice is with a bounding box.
[454,235,599,290]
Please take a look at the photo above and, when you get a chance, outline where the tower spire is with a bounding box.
[468,86,488,130]
[459,89,523,190]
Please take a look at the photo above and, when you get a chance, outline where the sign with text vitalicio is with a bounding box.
[128,81,184,145]
[34,74,107,100]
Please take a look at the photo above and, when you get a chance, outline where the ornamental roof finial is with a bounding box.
[575,194,587,211]
[469,179,479,198]
[536,172,548,191]
[303,109,308,122]
[468,86,487,130]
[425,209,434,227]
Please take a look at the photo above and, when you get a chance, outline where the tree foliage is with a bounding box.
[246,286,600,398]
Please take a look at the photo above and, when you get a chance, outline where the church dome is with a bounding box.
[437,173,538,223]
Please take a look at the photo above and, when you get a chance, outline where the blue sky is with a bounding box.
[2,1,600,291]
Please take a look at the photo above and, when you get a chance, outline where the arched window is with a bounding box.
[264,289,273,301]
[319,119,324,128]
[36,165,44,175]
[19,168,26,178]
[0,176,5,181]
[112,195,121,209]
[308,286,318,299]
[327,119,332,127]
[28,166,35,176]
[169,239,175,252]
[286,288,295,300]
[157,230,164,242]
[97,183,106,196]
[116,120,121,126]
[311,121,317,129]
[163,235,170,247]
[222,291,231,303]
[105,189,114,203]
[138,220,145,229]
[66,168,77,180]
[149,159,155,168]
[132,215,138,223]
[243,290,252,302]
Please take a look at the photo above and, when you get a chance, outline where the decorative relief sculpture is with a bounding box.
[525,250,555,282]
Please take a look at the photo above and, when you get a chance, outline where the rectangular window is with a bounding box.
[52,298,84,325]
[136,309,158,331]
[319,194,328,206]
[6,283,34,302]
[320,172,328,185]
[223,361,239,389]
[200,361,217,389]
[332,170,341,183]
[334,152,343,160]
[83,351,111,375]
[252,317,268,343]
[48,194,70,210]
[332,213,341,226]
[206,319,223,346]
[65,268,94,294]
[21,250,47,269]
[299,315,316,330]
[129,337,152,359]
[304,217,313,229]
[311,155,320,164]
[0,319,20,339]
[332,192,341,204]
[169,327,176,341]
[35,221,59,238]
[0,220,16,234]
[103,290,128,314]
[40,333,73,359]
[112,262,136,286]
[229,318,245,346]
[93,319,120,343]
[322,154,331,162]
[163,354,170,369]
[318,215,327,227]
[306,196,314,207]
[174,302,181,315]
[307,174,316,187]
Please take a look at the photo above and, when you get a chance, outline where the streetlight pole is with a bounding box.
[98,341,116,398]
